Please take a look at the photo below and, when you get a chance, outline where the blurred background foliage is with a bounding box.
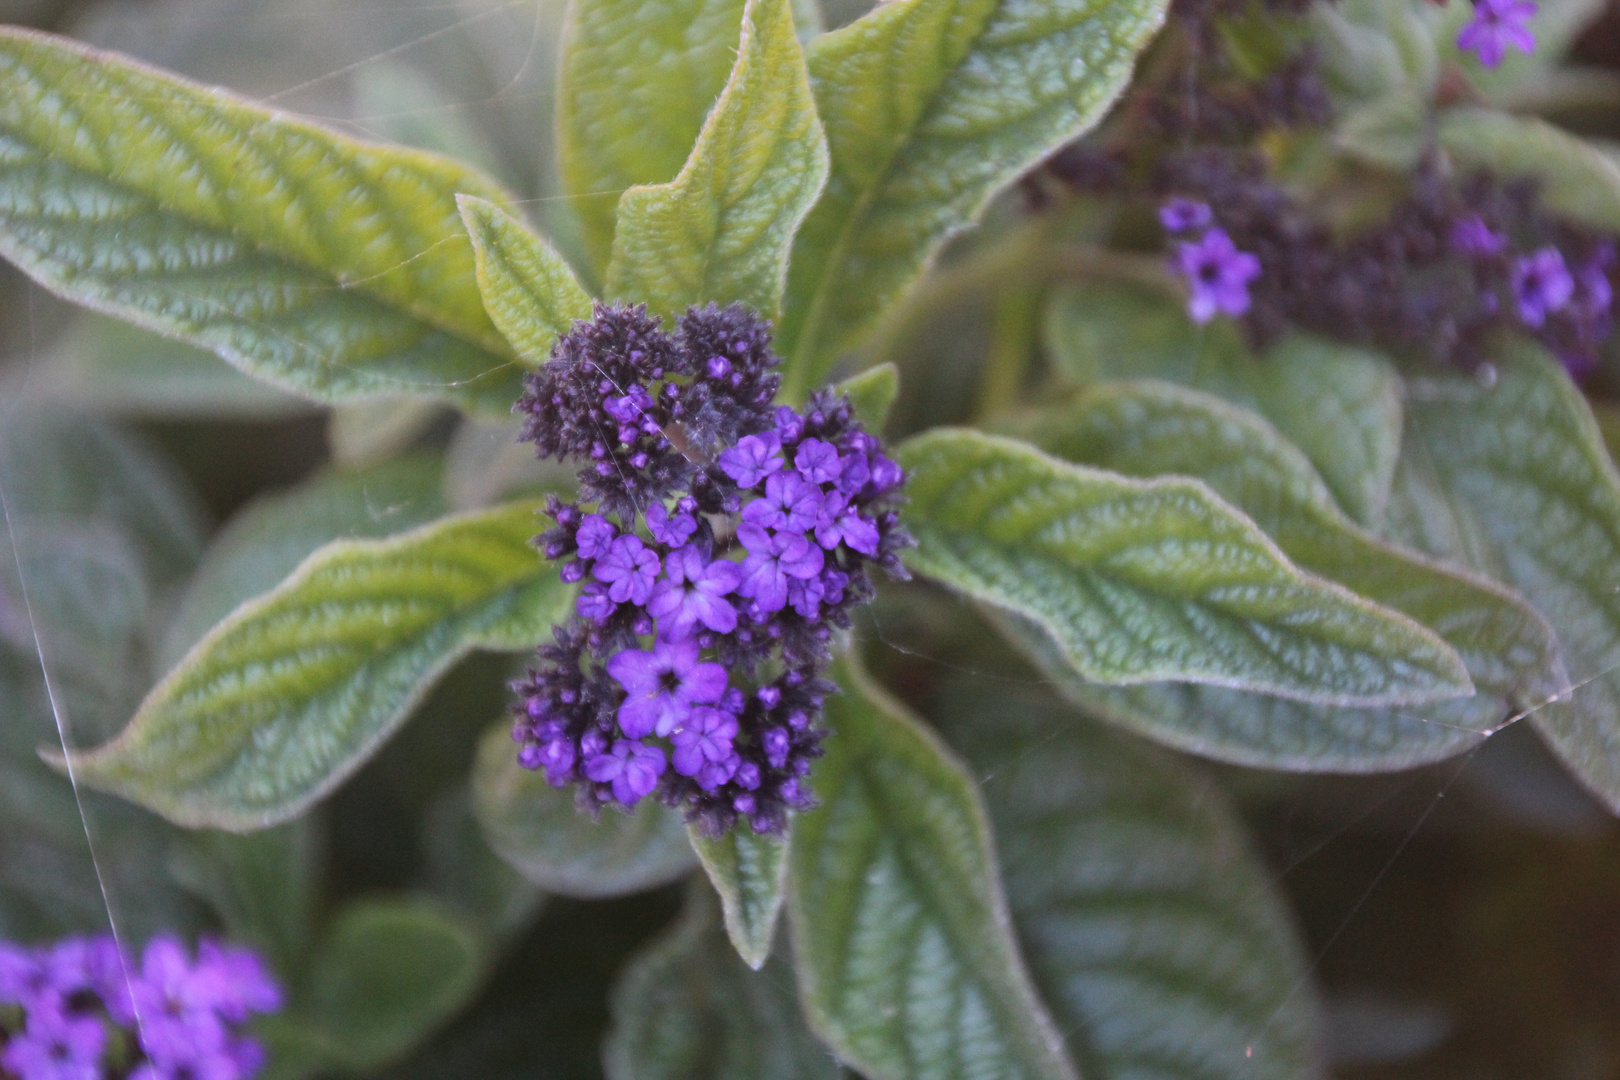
[1,0,1620,1076]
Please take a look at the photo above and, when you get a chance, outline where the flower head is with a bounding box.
[1159,197,1213,233]
[1173,227,1262,323]
[1457,0,1537,68]
[1512,246,1575,327]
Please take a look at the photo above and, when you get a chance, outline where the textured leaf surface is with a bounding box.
[606,0,827,320]
[776,0,1169,393]
[604,884,840,1080]
[472,721,696,897]
[458,195,593,365]
[556,0,750,275]
[690,825,789,969]
[1405,342,1620,811]
[67,500,572,830]
[0,28,522,414]
[789,658,1077,1080]
[1438,108,1620,232]
[895,429,1472,706]
[1044,283,1405,526]
[937,679,1324,1080]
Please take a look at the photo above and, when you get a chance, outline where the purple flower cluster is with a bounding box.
[511,302,912,836]
[1163,199,1262,323]
[0,934,280,1080]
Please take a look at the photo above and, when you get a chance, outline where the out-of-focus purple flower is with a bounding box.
[1457,0,1537,67]
[1576,243,1616,317]
[793,438,841,484]
[835,452,870,495]
[608,638,729,738]
[584,738,666,805]
[574,514,616,560]
[645,503,697,547]
[592,535,659,605]
[1512,247,1575,327]
[814,492,881,555]
[1159,197,1213,233]
[785,574,825,619]
[741,473,821,533]
[1449,215,1506,257]
[647,545,740,639]
[670,707,738,777]
[2,1002,105,1080]
[717,432,784,488]
[0,941,43,1007]
[1173,228,1262,323]
[130,936,229,1064]
[736,525,825,613]
[195,942,281,1023]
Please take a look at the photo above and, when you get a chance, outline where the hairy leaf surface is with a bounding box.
[458,196,594,365]
[689,826,789,970]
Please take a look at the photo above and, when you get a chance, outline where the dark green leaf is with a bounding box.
[689,825,788,969]
[169,821,320,978]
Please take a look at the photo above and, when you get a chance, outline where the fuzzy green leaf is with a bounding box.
[458,195,594,365]
[776,0,1169,394]
[1404,341,1620,812]
[64,500,572,830]
[789,657,1077,1080]
[937,680,1324,1080]
[896,429,1472,706]
[605,0,827,320]
[556,0,751,276]
[834,362,900,431]
[472,721,697,897]
[605,884,840,1080]
[168,821,320,977]
[689,826,789,970]
[1438,108,1620,232]
[0,28,523,415]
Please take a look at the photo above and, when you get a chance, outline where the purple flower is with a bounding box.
[794,439,842,484]
[1457,0,1536,67]
[575,582,616,621]
[2,1003,105,1080]
[786,574,825,619]
[1449,215,1506,257]
[1512,247,1575,327]
[130,937,229,1065]
[592,534,659,605]
[774,406,805,444]
[647,545,741,639]
[1159,197,1213,233]
[717,432,784,488]
[737,524,825,613]
[670,707,738,777]
[1173,228,1262,323]
[741,473,821,533]
[574,514,616,560]
[0,940,44,1007]
[869,455,904,493]
[195,941,281,1023]
[130,1037,246,1080]
[608,638,729,737]
[1576,244,1615,317]
[813,492,881,555]
[584,738,666,805]
[646,503,696,547]
[835,452,870,495]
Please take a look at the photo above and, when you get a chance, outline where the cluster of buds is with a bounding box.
[510,302,912,836]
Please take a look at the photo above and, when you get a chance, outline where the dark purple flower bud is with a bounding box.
[706,356,731,378]
[775,406,805,444]
[717,432,785,488]
[593,535,660,605]
[735,761,762,790]
[721,687,746,714]
[763,727,791,768]
[869,456,905,493]
[1159,197,1213,233]
[1512,247,1575,327]
[756,685,782,709]
[560,560,588,584]
[608,638,729,738]
[1457,0,1537,67]
[836,452,870,495]
[576,583,616,621]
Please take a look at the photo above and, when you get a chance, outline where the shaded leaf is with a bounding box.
[1438,108,1620,232]
[458,195,594,365]
[168,820,320,978]
[327,398,444,469]
[689,825,788,969]
[604,882,840,1080]
[789,656,1077,1080]
[833,362,899,431]
[420,787,545,942]
[606,0,827,320]
[0,28,522,414]
[776,0,1170,393]
[895,429,1472,706]
[66,499,573,830]
[471,720,697,897]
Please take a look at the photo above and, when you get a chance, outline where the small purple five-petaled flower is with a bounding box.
[608,637,730,739]
[1512,246,1575,328]
[1457,0,1537,68]
[1174,227,1263,323]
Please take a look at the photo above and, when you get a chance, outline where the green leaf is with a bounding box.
[605,883,841,1080]
[471,720,697,897]
[1404,340,1620,812]
[457,195,594,365]
[0,28,524,415]
[421,788,545,941]
[776,0,1170,393]
[689,825,788,969]
[169,821,319,977]
[1307,0,1444,104]
[1044,282,1405,526]
[789,657,1077,1080]
[1438,108,1620,232]
[937,680,1324,1080]
[327,398,444,469]
[605,0,827,321]
[833,362,900,431]
[161,455,448,668]
[66,499,573,830]
[555,0,751,276]
[895,429,1472,706]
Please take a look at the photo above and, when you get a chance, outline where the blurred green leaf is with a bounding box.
[1405,340,1620,813]
[420,787,544,941]
[833,362,899,431]
[1334,92,1425,172]
[458,195,594,365]
[938,680,1325,1080]
[1307,0,1443,104]
[895,428,1472,706]
[606,0,827,321]
[689,825,788,970]
[789,657,1077,1080]
[556,0,751,277]
[776,0,1170,395]
[327,398,444,469]
[471,720,697,897]
[1438,108,1620,233]
[0,28,523,415]
[604,883,841,1080]
[351,60,506,181]
[169,820,320,978]
[67,499,572,830]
